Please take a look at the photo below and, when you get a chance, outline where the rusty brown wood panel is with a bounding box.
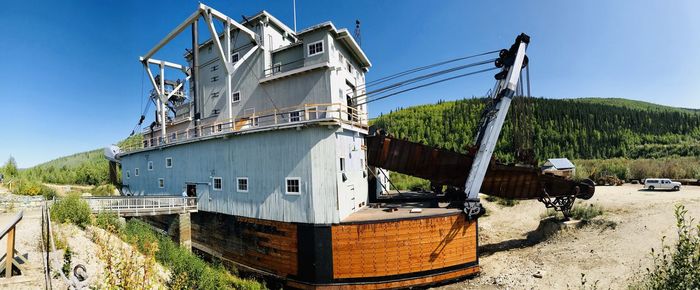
[366,135,594,199]
[331,213,477,279]
[190,212,298,277]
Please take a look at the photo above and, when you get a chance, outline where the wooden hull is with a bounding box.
[182,211,479,289]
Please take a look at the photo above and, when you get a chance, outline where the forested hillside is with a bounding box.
[372,97,700,163]
[18,135,142,185]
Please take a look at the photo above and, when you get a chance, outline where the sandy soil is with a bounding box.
[437,184,700,290]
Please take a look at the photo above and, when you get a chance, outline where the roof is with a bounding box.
[543,158,575,170]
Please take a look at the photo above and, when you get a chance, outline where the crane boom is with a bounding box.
[463,33,530,219]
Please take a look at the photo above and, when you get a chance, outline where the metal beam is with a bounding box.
[142,8,203,60]
[143,62,161,96]
[204,11,231,75]
[140,57,185,70]
[206,6,257,41]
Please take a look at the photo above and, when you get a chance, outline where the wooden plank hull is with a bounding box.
[167,211,480,289]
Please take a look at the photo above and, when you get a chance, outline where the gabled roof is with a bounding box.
[543,158,575,169]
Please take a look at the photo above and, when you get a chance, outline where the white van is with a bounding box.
[643,178,681,191]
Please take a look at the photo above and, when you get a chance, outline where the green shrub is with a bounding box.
[50,193,92,228]
[632,205,700,289]
[94,212,123,234]
[90,184,116,196]
[122,220,263,290]
[389,172,430,191]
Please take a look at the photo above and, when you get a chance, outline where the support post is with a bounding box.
[5,227,14,278]
[177,213,192,251]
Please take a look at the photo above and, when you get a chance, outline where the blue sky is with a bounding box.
[1,0,698,168]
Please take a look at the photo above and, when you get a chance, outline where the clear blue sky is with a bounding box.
[1,0,698,168]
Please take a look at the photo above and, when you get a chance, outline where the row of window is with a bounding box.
[125,158,173,179]
[149,176,300,195]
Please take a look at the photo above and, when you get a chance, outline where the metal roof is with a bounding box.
[543,158,575,169]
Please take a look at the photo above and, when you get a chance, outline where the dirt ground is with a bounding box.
[437,184,700,290]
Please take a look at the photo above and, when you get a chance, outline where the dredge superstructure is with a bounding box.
[111,4,593,288]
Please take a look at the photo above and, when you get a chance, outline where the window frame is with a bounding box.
[232,91,241,103]
[231,52,239,63]
[148,161,153,171]
[158,178,164,188]
[289,111,301,122]
[135,168,140,176]
[237,177,249,193]
[339,157,346,172]
[307,40,324,57]
[212,177,223,191]
[126,170,131,179]
[285,177,301,195]
[165,157,173,168]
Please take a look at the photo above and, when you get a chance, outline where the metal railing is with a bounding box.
[83,196,197,216]
[122,102,368,152]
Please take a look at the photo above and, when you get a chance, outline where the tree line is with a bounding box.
[372,97,700,164]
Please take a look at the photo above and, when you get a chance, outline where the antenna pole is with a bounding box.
[293,0,297,33]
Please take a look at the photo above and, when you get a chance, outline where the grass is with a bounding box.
[388,172,431,191]
[484,195,519,207]
[542,203,604,221]
[630,205,700,289]
[90,184,117,196]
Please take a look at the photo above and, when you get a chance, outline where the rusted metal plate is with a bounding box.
[366,135,594,200]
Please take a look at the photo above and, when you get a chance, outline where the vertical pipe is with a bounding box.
[160,62,166,142]
[192,19,200,126]
[293,0,297,33]
[226,20,232,121]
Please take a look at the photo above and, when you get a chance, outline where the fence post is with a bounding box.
[5,227,15,278]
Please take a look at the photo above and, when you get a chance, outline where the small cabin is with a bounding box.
[542,158,576,178]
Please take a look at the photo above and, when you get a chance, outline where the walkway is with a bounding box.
[82,196,197,217]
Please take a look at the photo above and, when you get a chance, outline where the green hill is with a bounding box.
[20,135,142,185]
[372,97,700,163]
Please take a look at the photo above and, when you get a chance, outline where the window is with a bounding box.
[148,161,153,171]
[339,52,345,63]
[232,91,240,103]
[213,177,223,191]
[273,63,281,73]
[126,170,131,179]
[307,106,318,120]
[211,92,219,98]
[237,177,249,192]
[165,157,172,168]
[360,159,364,170]
[158,178,164,188]
[307,41,324,56]
[289,111,301,122]
[135,168,140,176]
[285,178,301,195]
[339,157,346,172]
[211,76,219,82]
[346,61,353,73]
[231,52,239,63]
[211,65,218,72]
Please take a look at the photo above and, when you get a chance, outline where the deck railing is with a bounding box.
[83,196,197,216]
[121,102,368,152]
